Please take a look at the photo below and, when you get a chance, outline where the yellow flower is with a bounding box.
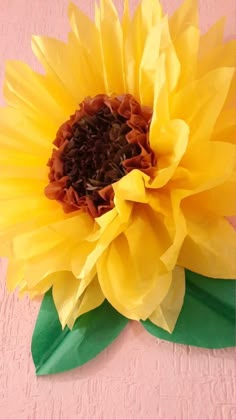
[0,0,235,332]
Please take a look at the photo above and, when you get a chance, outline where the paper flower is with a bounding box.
[0,0,235,374]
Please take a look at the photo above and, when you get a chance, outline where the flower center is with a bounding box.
[45,94,154,217]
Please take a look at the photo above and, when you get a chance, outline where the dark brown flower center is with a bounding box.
[45,94,154,217]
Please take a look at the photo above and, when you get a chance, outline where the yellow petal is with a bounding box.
[113,170,149,203]
[48,212,94,243]
[160,17,180,92]
[80,202,133,280]
[67,4,105,95]
[160,190,187,270]
[180,141,236,193]
[174,26,199,87]
[199,17,225,59]
[97,206,172,320]
[139,23,162,105]
[122,0,130,41]
[148,52,170,132]
[13,226,64,261]
[4,61,68,132]
[67,276,105,328]
[149,266,185,332]
[19,274,54,298]
[0,195,51,230]
[11,212,93,271]
[6,260,25,291]
[183,177,236,217]
[213,108,236,144]
[178,210,236,279]
[169,0,198,39]
[52,271,80,328]
[95,0,125,94]
[124,0,162,99]
[198,40,236,77]
[0,107,51,154]
[0,179,46,199]
[24,242,73,287]
[71,242,94,279]
[32,35,100,104]
[171,68,235,146]
[149,119,189,188]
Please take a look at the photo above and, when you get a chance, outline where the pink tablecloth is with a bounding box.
[0,1,236,419]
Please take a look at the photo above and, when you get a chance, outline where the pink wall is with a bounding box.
[0,1,236,419]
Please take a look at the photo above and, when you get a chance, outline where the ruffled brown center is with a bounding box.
[45,94,154,217]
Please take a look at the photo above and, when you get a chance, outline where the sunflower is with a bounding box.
[0,0,235,333]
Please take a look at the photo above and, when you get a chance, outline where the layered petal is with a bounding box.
[95,0,125,94]
[149,266,185,332]
[178,209,236,278]
[97,205,172,320]
[171,67,235,146]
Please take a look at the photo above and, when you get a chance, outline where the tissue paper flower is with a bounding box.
[0,0,236,375]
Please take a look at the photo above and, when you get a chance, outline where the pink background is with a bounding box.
[0,1,236,419]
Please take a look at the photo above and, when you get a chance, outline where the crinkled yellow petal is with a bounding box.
[0,107,51,154]
[0,179,45,200]
[213,108,236,144]
[174,26,199,87]
[6,260,25,291]
[198,40,236,77]
[199,17,225,59]
[149,119,189,188]
[113,170,149,203]
[52,271,80,328]
[122,0,130,40]
[24,242,73,287]
[0,148,46,168]
[178,210,236,279]
[32,35,92,104]
[97,206,172,320]
[224,73,236,110]
[0,198,68,248]
[13,227,63,261]
[80,201,133,281]
[139,23,162,105]
[10,212,93,266]
[95,0,125,95]
[171,68,235,146]
[0,195,52,231]
[160,17,180,92]
[162,143,235,264]
[32,32,80,112]
[67,277,105,329]
[147,53,168,129]
[169,0,198,39]
[160,190,187,270]
[71,242,95,279]
[68,3,98,48]
[149,266,185,332]
[180,141,236,192]
[185,176,236,217]
[18,274,54,298]
[4,61,68,133]
[47,212,94,243]
[67,5,105,95]
[124,0,162,100]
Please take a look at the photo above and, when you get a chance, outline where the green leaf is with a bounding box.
[142,270,236,348]
[32,290,129,376]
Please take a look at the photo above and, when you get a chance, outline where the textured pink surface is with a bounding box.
[0,1,236,419]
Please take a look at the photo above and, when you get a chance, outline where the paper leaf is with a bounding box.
[32,289,129,375]
[142,270,236,348]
